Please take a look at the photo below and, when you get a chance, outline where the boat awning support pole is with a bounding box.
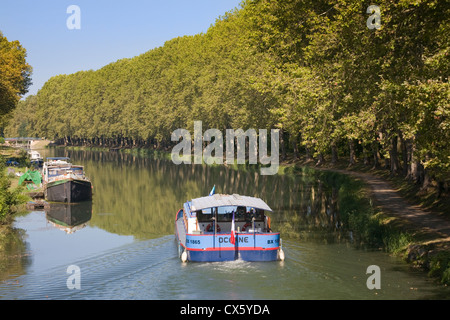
[213,217,216,249]
[252,217,256,248]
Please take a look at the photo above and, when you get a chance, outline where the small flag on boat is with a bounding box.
[209,185,215,196]
[230,211,236,245]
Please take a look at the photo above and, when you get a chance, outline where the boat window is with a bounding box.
[255,209,265,221]
[221,206,265,222]
[71,167,84,176]
[48,166,83,177]
[241,207,265,222]
[216,206,236,222]
[196,206,266,222]
[235,206,246,221]
[197,208,213,222]
[49,169,68,177]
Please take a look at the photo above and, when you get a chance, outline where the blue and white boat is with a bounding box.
[175,192,284,262]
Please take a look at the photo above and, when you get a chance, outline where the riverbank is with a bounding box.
[29,139,52,150]
[284,157,450,286]
[0,144,36,225]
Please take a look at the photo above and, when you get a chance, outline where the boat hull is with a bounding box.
[175,210,281,262]
[45,179,92,203]
[186,247,279,262]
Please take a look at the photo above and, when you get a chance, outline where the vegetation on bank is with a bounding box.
[284,156,450,285]
[0,156,29,225]
[0,145,34,224]
[0,28,32,223]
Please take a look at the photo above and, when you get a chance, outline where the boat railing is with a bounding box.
[183,210,188,231]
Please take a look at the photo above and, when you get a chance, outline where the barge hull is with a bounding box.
[46,179,92,203]
[175,212,281,262]
[187,249,279,262]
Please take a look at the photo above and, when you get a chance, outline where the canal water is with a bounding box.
[0,149,448,300]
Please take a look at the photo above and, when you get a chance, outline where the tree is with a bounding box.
[0,31,32,118]
[5,0,448,191]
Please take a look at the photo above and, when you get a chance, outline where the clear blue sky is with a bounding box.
[0,0,243,97]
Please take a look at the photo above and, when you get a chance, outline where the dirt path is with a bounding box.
[324,168,450,238]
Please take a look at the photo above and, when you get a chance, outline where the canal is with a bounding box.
[0,148,448,299]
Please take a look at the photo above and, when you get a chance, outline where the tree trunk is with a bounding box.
[372,138,379,168]
[408,140,420,183]
[331,141,338,165]
[280,129,286,161]
[421,170,431,191]
[348,139,356,166]
[316,153,325,166]
[398,131,409,177]
[389,135,400,174]
[305,145,312,161]
[292,134,299,160]
[363,145,370,165]
[404,138,413,179]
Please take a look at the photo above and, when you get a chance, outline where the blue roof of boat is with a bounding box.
[190,194,272,212]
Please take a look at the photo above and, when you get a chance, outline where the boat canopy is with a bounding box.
[191,194,272,212]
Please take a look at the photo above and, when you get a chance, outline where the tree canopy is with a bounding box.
[5,0,449,189]
[0,31,32,118]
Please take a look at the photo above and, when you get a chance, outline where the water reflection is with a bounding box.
[52,149,357,243]
[0,226,30,286]
[45,202,92,234]
[2,149,449,300]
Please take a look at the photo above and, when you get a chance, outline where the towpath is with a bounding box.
[322,168,450,238]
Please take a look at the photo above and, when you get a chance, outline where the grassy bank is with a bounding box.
[347,189,450,286]
[0,146,33,225]
[286,157,450,286]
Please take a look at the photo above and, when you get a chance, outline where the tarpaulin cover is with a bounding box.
[191,194,272,212]
[19,170,42,187]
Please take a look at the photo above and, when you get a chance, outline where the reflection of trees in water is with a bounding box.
[56,149,357,241]
[0,226,30,283]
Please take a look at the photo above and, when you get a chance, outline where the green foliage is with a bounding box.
[5,0,449,183]
[442,262,450,285]
[337,176,413,252]
[345,205,413,252]
[0,31,32,117]
[428,251,450,285]
[0,156,27,223]
[380,225,413,254]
